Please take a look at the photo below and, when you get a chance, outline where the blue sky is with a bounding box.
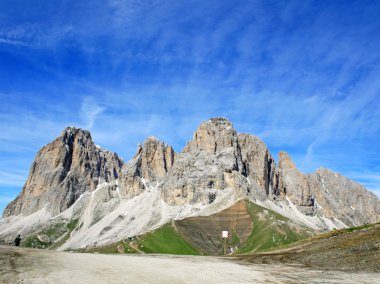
[1,0,380,215]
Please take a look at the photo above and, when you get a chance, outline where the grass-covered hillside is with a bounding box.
[239,222,380,272]
[84,223,200,255]
[127,223,200,255]
[175,200,314,255]
[235,202,313,254]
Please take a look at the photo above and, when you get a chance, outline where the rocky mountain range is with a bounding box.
[1,117,379,250]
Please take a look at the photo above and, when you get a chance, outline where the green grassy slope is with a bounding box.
[135,223,200,255]
[238,222,380,272]
[84,222,200,255]
[235,202,313,254]
[174,200,252,255]
[173,200,314,255]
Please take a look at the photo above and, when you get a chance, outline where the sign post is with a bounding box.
[222,230,228,255]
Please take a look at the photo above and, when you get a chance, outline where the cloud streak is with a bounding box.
[0,171,27,187]
[80,96,105,130]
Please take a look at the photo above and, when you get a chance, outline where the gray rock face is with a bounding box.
[278,151,313,210]
[137,136,175,182]
[183,118,240,156]
[3,118,380,229]
[161,118,249,205]
[238,133,279,200]
[163,117,379,226]
[307,168,380,225]
[118,136,175,198]
[277,152,380,226]
[3,127,123,217]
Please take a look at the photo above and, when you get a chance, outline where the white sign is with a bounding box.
[222,230,229,238]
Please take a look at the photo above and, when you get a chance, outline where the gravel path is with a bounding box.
[1,246,379,283]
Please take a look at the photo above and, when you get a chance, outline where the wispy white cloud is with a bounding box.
[0,38,28,46]
[0,170,27,187]
[0,21,74,50]
[301,141,316,168]
[79,96,105,130]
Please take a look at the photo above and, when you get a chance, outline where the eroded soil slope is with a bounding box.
[174,201,253,255]
[174,200,313,255]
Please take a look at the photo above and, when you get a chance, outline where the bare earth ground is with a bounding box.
[1,246,379,284]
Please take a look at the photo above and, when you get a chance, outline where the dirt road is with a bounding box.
[1,246,379,283]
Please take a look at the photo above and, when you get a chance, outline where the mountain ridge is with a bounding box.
[1,117,379,250]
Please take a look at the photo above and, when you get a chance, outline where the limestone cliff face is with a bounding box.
[307,168,380,225]
[278,153,380,226]
[183,117,241,156]
[118,136,175,199]
[159,118,283,206]
[169,118,379,226]
[138,136,175,181]
[238,133,279,200]
[161,118,249,205]
[278,152,313,211]
[3,127,123,217]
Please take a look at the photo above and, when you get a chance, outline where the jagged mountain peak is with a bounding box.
[3,126,123,217]
[183,117,238,154]
[118,135,176,199]
[59,126,92,146]
[144,135,160,143]
[278,151,296,168]
[61,126,90,135]
[138,136,175,181]
[135,136,166,157]
[135,136,175,156]
[238,132,265,143]
[315,167,336,175]
[142,136,174,152]
[204,116,233,126]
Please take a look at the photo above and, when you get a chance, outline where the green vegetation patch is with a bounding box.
[83,240,138,254]
[230,230,241,247]
[82,222,199,255]
[49,219,79,250]
[85,242,120,254]
[23,235,50,249]
[135,223,200,255]
[235,202,312,254]
[322,222,379,238]
[308,222,380,247]
[22,219,79,249]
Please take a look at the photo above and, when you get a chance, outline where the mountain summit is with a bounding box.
[1,118,379,249]
[3,127,123,217]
